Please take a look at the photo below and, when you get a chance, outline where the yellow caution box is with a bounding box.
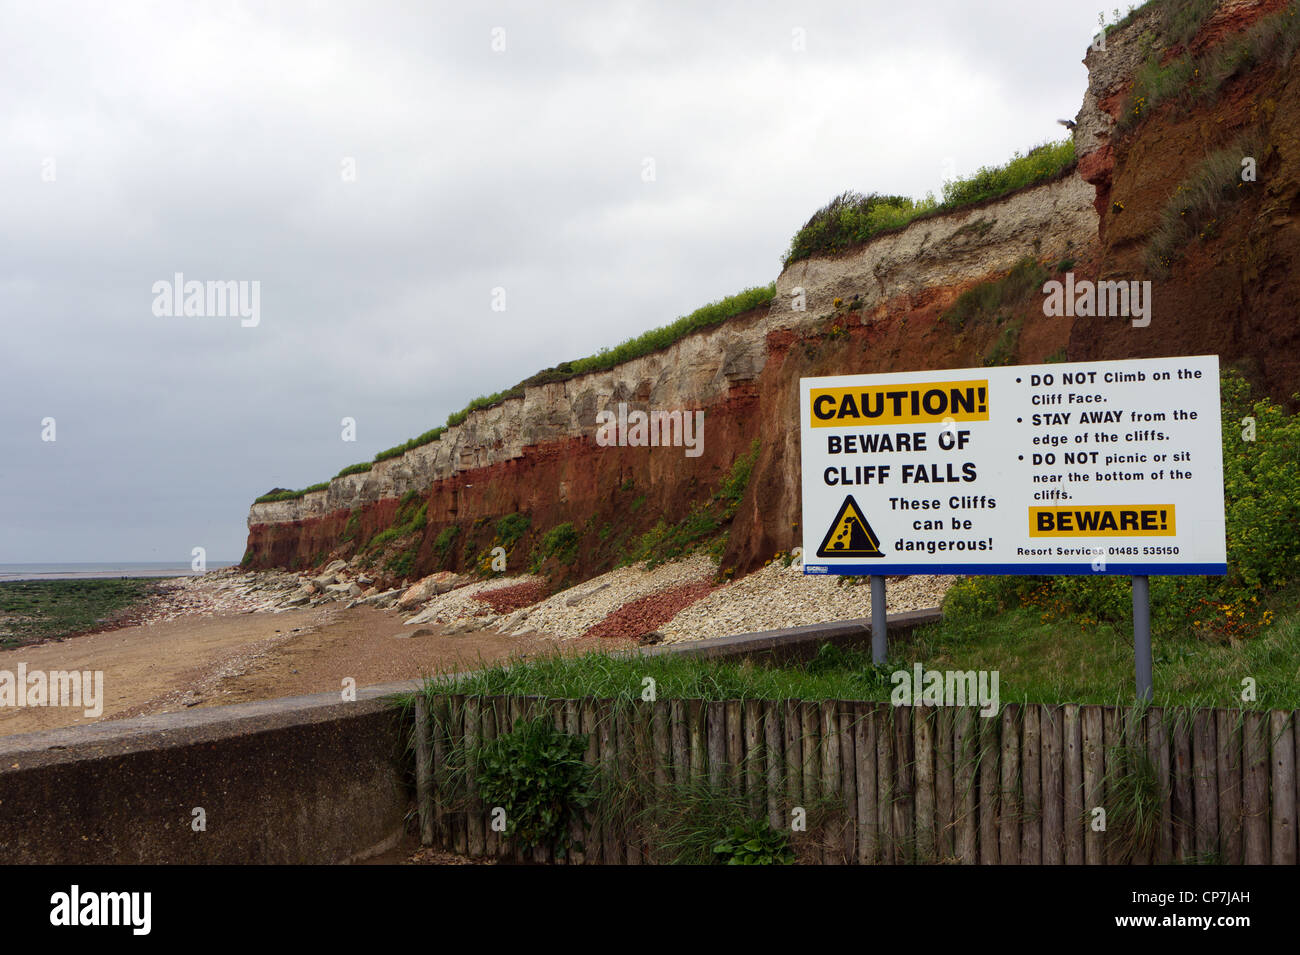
[1029,505,1176,537]
[809,380,989,427]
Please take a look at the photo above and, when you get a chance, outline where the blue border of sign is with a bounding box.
[803,562,1227,576]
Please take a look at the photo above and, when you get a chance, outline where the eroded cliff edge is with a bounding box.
[245,0,1297,587]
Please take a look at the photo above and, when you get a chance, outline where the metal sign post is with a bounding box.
[871,575,887,663]
[1132,575,1153,701]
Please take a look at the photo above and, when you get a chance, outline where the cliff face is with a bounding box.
[1070,0,1300,393]
[245,0,1296,585]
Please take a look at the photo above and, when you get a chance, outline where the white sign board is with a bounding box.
[800,356,1226,576]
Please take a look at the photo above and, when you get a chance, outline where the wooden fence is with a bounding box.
[410,695,1299,864]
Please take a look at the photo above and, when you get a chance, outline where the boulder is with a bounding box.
[312,574,338,589]
[396,572,465,611]
[565,580,611,607]
[324,559,348,574]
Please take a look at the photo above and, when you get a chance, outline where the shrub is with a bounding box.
[531,523,580,570]
[474,716,594,859]
[495,513,532,551]
[717,439,760,512]
[711,818,796,865]
[943,258,1048,330]
[782,191,932,265]
[373,426,447,464]
[983,318,1022,367]
[1145,132,1263,276]
[253,482,329,504]
[386,544,419,579]
[938,140,1075,209]
[336,461,372,478]
[433,525,460,563]
[1120,1,1300,130]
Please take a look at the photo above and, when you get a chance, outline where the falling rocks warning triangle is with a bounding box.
[816,495,885,558]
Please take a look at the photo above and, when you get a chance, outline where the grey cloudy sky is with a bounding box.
[1,0,1103,562]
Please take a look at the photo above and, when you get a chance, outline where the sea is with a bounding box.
[0,562,237,583]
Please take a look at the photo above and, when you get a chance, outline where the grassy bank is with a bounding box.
[409,581,1300,710]
[0,579,160,649]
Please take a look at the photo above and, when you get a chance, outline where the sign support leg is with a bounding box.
[1133,574,1153,702]
[871,575,887,664]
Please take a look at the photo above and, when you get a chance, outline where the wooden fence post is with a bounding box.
[977,708,999,865]
[1021,705,1041,865]
[413,695,435,847]
[1270,711,1296,865]
[1242,711,1269,864]
[1041,705,1063,865]
[914,706,936,863]
[1215,708,1243,865]
[855,703,878,864]
[999,704,1021,866]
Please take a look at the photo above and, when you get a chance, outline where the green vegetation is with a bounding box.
[1101,730,1165,862]
[712,819,797,865]
[253,482,329,505]
[341,508,362,543]
[937,370,1300,707]
[473,716,594,859]
[0,579,159,648]
[416,581,1300,710]
[433,524,461,564]
[400,687,843,863]
[421,644,896,703]
[495,513,531,552]
[282,284,774,495]
[568,285,776,375]
[1145,132,1263,276]
[939,140,1077,208]
[386,544,419,579]
[783,191,930,263]
[367,491,428,553]
[982,318,1022,367]
[374,426,446,464]
[530,522,580,571]
[1121,0,1300,129]
[624,438,760,568]
[942,257,1048,331]
[782,140,1075,267]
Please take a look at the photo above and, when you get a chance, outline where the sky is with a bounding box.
[0,0,1108,562]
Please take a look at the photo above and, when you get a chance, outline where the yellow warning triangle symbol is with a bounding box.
[816,495,885,558]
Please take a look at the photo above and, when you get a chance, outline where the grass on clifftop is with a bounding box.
[782,139,1076,266]
[0,579,160,648]
[255,284,775,503]
[1120,0,1300,131]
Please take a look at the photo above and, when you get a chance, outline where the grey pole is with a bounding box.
[1133,574,1153,702]
[871,575,887,664]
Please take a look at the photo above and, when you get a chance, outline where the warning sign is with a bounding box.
[800,356,1226,576]
[816,496,885,558]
